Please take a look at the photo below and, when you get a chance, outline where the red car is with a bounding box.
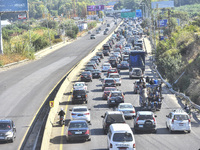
[107,68,119,77]
[102,87,117,100]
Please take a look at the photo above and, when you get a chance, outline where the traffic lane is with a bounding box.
[63,54,200,150]
[0,17,116,149]
[60,56,135,150]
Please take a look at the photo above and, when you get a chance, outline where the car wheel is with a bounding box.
[85,101,88,104]
[188,130,191,133]
[153,129,157,134]
[88,138,91,141]
[90,79,92,82]
[103,129,107,134]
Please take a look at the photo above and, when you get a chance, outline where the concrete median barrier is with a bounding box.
[41,20,123,150]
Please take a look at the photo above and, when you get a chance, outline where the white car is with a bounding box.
[166,109,191,133]
[108,73,121,86]
[117,103,136,118]
[70,106,91,123]
[73,82,87,91]
[102,63,112,72]
[129,68,143,79]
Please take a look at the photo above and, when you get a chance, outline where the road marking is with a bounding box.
[59,94,71,150]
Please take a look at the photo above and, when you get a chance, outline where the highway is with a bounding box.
[49,36,200,149]
[0,17,118,150]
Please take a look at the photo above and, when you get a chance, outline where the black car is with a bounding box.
[109,59,118,68]
[85,65,95,72]
[92,56,101,63]
[102,78,116,90]
[104,31,108,35]
[90,58,99,65]
[91,69,101,79]
[86,62,97,69]
[117,61,129,70]
[0,119,16,142]
[107,24,110,27]
[66,120,91,142]
[96,52,104,59]
[103,49,109,56]
[72,88,88,104]
[81,71,92,82]
[90,34,95,39]
[101,111,125,134]
[107,91,125,107]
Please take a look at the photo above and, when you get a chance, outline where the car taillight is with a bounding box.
[110,143,113,148]
[153,117,156,124]
[71,113,76,115]
[85,130,90,135]
[84,113,90,115]
[72,95,74,98]
[68,131,72,135]
[89,75,92,77]
[81,75,84,77]
[188,119,191,123]
[172,119,174,124]
[133,143,136,148]
[130,111,135,113]
[136,117,139,124]
[85,95,87,98]
[136,85,138,88]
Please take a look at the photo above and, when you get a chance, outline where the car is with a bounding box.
[104,30,108,35]
[92,56,101,63]
[96,52,104,59]
[105,28,109,31]
[71,88,88,104]
[117,103,136,118]
[107,123,136,150]
[73,82,87,91]
[0,119,16,142]
[129,68,143,79]
[91,69,101,79]
[101,111,126,134]
[85,65,95,72]
[81,71,92,82]
[166,109,191,133]
[107,68,119,77]
[87,61,97,69]
[66,120,91,142]
[107,91,125,107]
[70,106,91,123]
[101,63,112,72]
[102,87,117,100]
[90,58,99,65]
[96,30,100,34]
[108,73,121,86]
[113,52,121,60]
[103,49,109,56]
[107,23,110,27]
[103,43,111,52]
[134,111,157,133]
[117,61,129,70]
[90,34,96,39]
[88,31,91,34]
[102,78,116,91]
[122,55,129,61]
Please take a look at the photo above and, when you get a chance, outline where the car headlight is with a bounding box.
[5,131,13,136]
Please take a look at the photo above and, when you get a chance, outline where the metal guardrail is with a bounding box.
[143,35,200,112]
[151,58,200,112]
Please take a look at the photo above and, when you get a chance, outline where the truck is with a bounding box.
[129,50,145,73]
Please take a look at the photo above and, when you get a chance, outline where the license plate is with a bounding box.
[77,96,81,98]
[75,131,82,134]
[124,111,128,114]
[119,148,127,150]
[139,125,143,128]
[78,114,83,116]
[111,100,115,103]
[179,123,184,126]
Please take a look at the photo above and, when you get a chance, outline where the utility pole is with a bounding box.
[0,13,3,54]
[27,10,31,52]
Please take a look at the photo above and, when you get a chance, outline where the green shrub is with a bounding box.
[33,36,49,51]
[52,38,62,43]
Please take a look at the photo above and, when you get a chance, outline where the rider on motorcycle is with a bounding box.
[58,107,65,118]
[184,104,191,115]
[151,94,158,109]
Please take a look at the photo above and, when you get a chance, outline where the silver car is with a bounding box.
[70,106,91,123]
[108,73,121,86]
[117,103,136,118]
[0,119,16,142]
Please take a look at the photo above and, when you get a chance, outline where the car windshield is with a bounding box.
[174,115,189,121]
[113,133,133,142]
[120,105,133,109]
[138,115,153,120]
[106,114,124,123]
[73,108,87,112]
[121,61,127,64]
[69,122,88,128]
[0,123,11,130]
[104,64,110,67]
[109,69,116,72]
[74,83,84,86]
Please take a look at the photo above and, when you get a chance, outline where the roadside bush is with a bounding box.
[66,30,77,39]
[33,36,49,51]
[88,21,97,30]
[52,38,62,43]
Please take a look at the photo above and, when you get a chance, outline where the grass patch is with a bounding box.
[0,54,27,66]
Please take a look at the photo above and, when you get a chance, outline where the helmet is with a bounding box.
[61,107,63,111]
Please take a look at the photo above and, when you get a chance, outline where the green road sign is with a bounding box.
[121,12,135,18]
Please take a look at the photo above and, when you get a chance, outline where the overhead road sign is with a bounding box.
[157,19,168,27]
[0,0,28,13]
[151,1,174,9]
[121,12,135,18]
[136,9,142,18]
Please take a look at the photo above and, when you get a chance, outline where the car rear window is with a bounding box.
[111,93,122,97]
[174,115,189,121]
[104,88,116,91]
[138,115,153,120]
[106,114,124,123]
[113,133,133,142]
[69,122,88,128]
[119,105,133,109]
[73,108,87,112]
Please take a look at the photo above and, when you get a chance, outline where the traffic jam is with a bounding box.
[61,19,192,150]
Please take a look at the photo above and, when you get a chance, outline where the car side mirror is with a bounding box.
[154,115,157,117]
[101,115,104,118]
[69,109,72,111]
[89,122,92,125]
[123,93,126,95]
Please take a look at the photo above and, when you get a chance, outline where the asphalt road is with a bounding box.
[49,38,200,150]
[0,17,118,150]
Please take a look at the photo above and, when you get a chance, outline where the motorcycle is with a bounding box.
[59,115,65,126]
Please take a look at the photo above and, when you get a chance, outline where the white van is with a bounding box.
[107,123,136,150]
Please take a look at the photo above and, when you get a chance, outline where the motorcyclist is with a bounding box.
[151,94,158,109]
[58,107,65,118]
[184,104,191,115]
[146,76,150,83]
